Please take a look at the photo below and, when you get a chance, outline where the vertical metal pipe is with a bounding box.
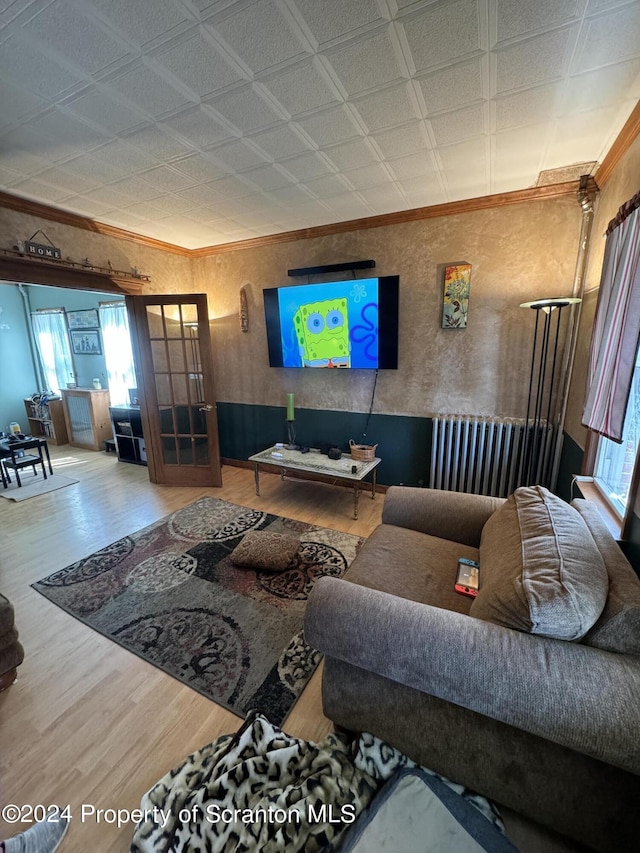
[530,309,552,484]
[430,417,439,488]
[500,423,512,497]
[545,305,564,429]
[18,283,47,390]
[550,177,597,490]
[435,417,444,489]
[460,418,470,491]
[483,420,494,495]
[476,422,486,494]
[540,306,564,487]
[491,421,503,496]
[468,420,478,492]
[521,308,541,486]
[437,417,444,489]
[509,425,523,495]
[444,419,453,490]
[453,418,462,491]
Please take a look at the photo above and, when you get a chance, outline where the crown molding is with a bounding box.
[191,181,582,257]
[2,180,584,262]
[0,191,190,256]
[594,100,640,189]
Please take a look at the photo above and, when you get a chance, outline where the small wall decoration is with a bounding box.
[70,329,102,355]
[442,262,471,329]
[67,309,99,329]
[240,285,249,332]
[22,230,61,260]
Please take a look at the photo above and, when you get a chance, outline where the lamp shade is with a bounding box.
[520,297,581,312]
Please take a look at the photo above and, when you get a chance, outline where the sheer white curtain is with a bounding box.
[99,301,136,406]
[31,309,74,393]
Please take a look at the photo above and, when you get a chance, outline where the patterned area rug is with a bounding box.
[32,497,363,725]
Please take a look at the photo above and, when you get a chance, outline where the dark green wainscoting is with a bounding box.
[217,405,594,501]
[555,431,585,503]
[216,402,432,488]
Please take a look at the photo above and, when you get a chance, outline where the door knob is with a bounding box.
[199,404,215,412]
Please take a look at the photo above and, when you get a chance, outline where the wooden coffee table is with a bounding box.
[249,446,381,519]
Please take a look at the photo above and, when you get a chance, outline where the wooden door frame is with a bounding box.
[126,294,222,487]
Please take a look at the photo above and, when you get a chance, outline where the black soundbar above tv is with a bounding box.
[287,260,376,277]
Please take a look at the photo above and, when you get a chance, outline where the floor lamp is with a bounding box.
[519,297,581,487]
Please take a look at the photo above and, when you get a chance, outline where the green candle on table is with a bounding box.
[287,393,295,420]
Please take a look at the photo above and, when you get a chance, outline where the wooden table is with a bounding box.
[0,436,53,487]
[249,446,381,519]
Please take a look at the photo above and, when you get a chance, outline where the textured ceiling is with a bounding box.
[1,0,639,250]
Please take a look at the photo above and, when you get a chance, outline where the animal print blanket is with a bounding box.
[131,711,503,852]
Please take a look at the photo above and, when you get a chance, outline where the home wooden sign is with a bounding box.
[25,240,61,260]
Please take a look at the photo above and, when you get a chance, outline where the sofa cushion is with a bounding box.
[344,523,478,616]
[340,767,518,853]
[230,530,300,572]
[471,486,608,641]
[572,499,640,655]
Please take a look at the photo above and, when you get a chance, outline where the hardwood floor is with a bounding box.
[0,446,382,851]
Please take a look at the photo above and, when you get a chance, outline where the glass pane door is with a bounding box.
[126,294,222,487]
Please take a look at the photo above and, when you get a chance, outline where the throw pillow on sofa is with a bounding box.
[230,530,300,572]
[471,486,608,641]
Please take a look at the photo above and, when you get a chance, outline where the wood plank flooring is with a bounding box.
[0,447,382,851]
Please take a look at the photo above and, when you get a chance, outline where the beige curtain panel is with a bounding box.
[582,193,640,442]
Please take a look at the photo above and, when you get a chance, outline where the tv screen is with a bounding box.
[263,276,399,369]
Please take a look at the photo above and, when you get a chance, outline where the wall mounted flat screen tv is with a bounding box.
[263,276,399,369]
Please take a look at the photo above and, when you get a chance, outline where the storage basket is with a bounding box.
[349,439,378,462]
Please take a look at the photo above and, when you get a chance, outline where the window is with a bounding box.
[99,301,136,406]
[31,309,74,393]
[594,341,640,517]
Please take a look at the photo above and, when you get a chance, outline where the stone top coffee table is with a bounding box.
[249,445,381,519]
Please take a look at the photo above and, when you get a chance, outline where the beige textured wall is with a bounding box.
[1,194,583,422]
[193,196,582,419]
[0,207,194,293]
[564,133,640,449]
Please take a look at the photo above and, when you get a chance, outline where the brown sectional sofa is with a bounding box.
[304,486,640,852]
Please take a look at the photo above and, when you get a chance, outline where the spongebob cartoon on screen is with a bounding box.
[292,298,350,367]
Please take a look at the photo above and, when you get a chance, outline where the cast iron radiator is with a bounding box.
[429,415,557,498]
